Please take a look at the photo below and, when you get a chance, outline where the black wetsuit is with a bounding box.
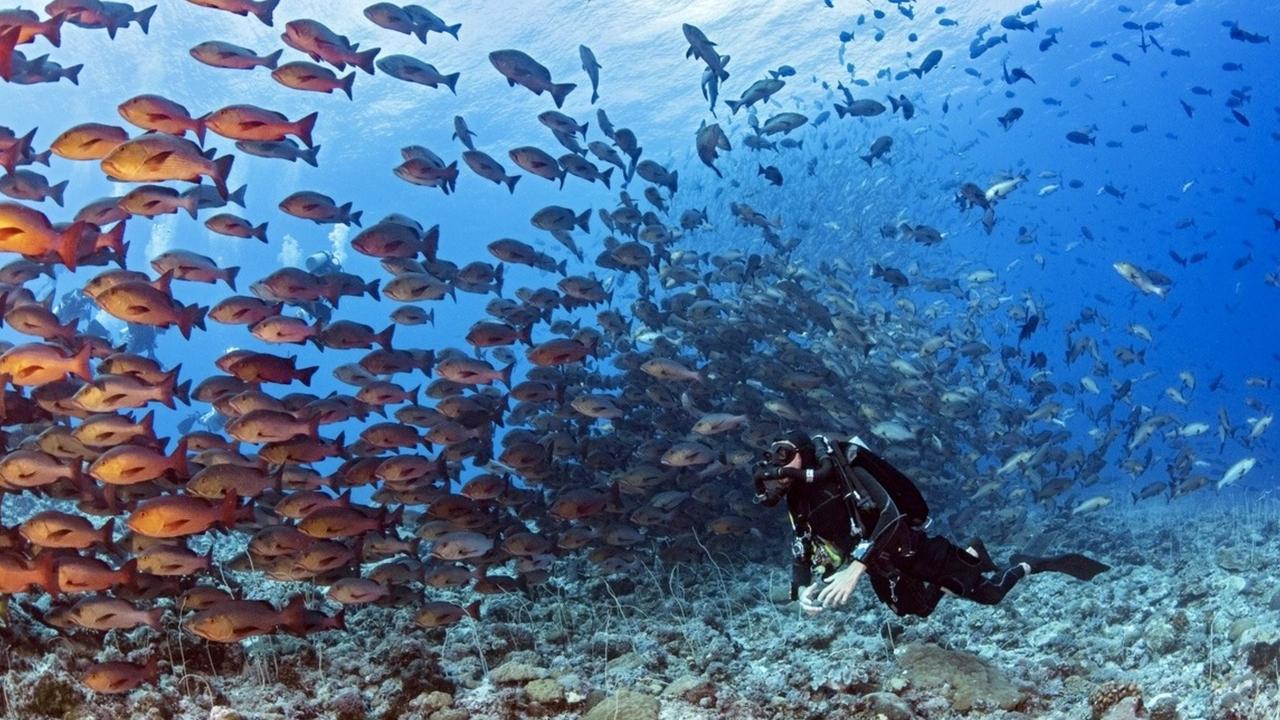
[767,440,1026,617]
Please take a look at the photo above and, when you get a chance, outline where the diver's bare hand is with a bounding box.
[816,562,865,609]
[798,582,825,615]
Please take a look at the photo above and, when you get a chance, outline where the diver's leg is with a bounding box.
[961,537,998,573]
[964,564,1028,604]
[900,534,1026,605]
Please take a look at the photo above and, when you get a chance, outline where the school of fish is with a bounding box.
[0,0,1275,701]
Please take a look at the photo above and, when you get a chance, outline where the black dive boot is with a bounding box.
[1009,553,1110,581]
[962,538,999,573]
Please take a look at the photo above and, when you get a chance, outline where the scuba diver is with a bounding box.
[55,289,159,358]
[752,431,1110,617]
[298,250,340,325]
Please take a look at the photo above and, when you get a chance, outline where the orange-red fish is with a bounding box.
[184,595,307,643]
[126,492,246,539]
[0,202,90,268]
[0,341,91,386]
[117,94,206,142]
[205,104,318,148]
[19,512,114,551]
[100,134,234,198]
[413,600,479,628]
[67,595,163,631]
[81,656,160,694]
[0,550,58,595]
[88,438,188,486]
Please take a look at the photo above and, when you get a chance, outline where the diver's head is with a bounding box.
[765,430,815,469]
[304,251,339,275]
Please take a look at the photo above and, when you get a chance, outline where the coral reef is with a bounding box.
[2,497,1279,719]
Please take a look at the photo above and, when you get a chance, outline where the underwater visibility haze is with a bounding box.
[0,0,1277,718]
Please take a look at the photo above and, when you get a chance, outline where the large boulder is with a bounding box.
[896,642,1027,712]
[583,689,660,720]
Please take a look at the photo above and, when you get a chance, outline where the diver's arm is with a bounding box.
[774,456,841,484]
[814,560,866,609]
[790,533,813,601]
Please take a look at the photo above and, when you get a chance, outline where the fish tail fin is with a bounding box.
[56,221,88,271]
[500,362,515,389]
[421,224,439,262]
[253,221,269,243]
[340,72,355,100]
[363,278,379,301]
[228,183,247,208]
[118,558,138,591]
[264,48,283,69]
[302,144,320,167]
[377,323,395,351]
[129,655,159,685]
[97,220,128,262]
[504,174,520,194]
[218,489,240,528]
[98,517,118,555]
[444,72,460,94]
[575,209,590,233]
[356,47,380,75]
[193,304,209,333]
[0,27,19,83]
[64,64,83,85]
[860,154,874,166]
[224,265,240,291]
[175,303,195,340]
[71,335,94,381]
[256,0,280,26]
[549,82,576,109]
[447,23,461,39]
[279,594,308,635]
[175,373,193,406]
[600,167,613,189]
[725,99,742,115]
[193,113,208,146]
[296,112,319,149]
[297,365,318,386]
[132,604,163,634]
[347,209,363,228]
[36,551,59,596]
[44,12,65,48]
[211,154,234,199]
[132,5,157,34]
[328,609,347,632]
[385,505,404,530]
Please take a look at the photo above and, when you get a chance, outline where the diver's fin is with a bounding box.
[1010,552,1110,581]
[963,538,999,574]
